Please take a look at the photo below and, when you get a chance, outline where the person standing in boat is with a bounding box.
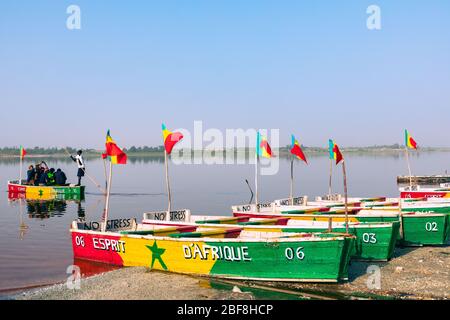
[70,150,85,186]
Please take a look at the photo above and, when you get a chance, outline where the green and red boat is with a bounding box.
[142,212,400,262]
[232,207,450,247]
[71,215,356,283]
[8,180,85,199]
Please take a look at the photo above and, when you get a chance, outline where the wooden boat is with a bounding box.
[8,180,85,199]
[71,214,356,283]
[232,207,450,247]
[400,185,450,199]
[8,190,84,201]
[309,196,450,214]
[397,175,450,185]
[142,211,399,262]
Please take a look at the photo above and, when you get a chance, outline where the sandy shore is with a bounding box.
[12,246,449,300]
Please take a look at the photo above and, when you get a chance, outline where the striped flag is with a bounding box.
[405,130,418,150]
[290,135,307,164]
[19,146,26,159]
[329,140,343,165]
[105,130,127,165]
[256,132,273,158]
[162,124,184,155]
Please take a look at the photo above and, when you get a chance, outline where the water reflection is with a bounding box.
[73,258,121,278]
[8,193,87,223]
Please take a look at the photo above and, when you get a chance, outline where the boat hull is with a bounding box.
[71,229,354,283]
[233,211,450,247]
[401,191,450,199]
[143,218,399,262]
[8,181,85,199]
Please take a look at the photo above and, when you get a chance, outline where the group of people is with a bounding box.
[24,150,86,187]
[26,163,68,186]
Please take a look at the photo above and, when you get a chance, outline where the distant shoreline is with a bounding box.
[1,147,450,159]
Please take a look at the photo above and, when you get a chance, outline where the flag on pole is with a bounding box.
[290,135,307,164]
[256,132,273,158]
[332,143,344,165]
[162,124,184,155]
[328,139,335,160]
[104,130,127,165]
[329,139,343,165]
[19,146,26,159]
[405,130,418,150]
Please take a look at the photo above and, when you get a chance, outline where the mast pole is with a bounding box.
[290,158,294,205]
[342,160,349,234]
[102,161,113,232]
[405,147,413,187]
[328,159,333,197]
[165,151,172,220]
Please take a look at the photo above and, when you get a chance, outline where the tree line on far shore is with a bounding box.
[0,144,446,157]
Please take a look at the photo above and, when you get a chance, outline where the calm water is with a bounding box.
[0,152,449,292]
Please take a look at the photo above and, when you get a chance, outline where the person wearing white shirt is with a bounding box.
[70,150,85,186]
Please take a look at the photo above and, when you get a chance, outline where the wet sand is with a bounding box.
[12,246,450,300]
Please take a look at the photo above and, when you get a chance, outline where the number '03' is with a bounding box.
[285,247,305,260]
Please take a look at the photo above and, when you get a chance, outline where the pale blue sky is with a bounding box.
[0,1,449,148]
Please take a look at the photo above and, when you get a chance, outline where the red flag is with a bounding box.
[333,144,343,165]
[20,146,26,159]
[162,124,184,155]
[290,135,307,164]
[105,130,127,165]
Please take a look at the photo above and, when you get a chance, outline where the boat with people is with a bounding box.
[71,215,356,283]
[142,210,400,262]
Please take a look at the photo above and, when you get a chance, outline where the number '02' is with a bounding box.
[285,247,305,260]
[425,222,438,232]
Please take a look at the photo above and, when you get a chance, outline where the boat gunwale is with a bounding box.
[70,226,350,243]
[142,218,397,230]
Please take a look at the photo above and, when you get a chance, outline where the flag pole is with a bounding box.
[19,150,23,185]
[328,159,333,197]
[102,161,113,232]
[342,160,349,234]
[290,157,294,205]
[405,147,413,187]
[255,150,259,212]
[103,157,108,190]
[165,150,172,220]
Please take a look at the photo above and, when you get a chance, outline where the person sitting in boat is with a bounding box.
[55,168,68,186]
[46,168,56,186]
[38,168,49,186]
[34,164,42,186]
[26,165,36,185]
[70,150,85,186]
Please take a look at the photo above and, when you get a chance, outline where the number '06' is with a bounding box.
[285,247,305,260]
[75,236,85,247]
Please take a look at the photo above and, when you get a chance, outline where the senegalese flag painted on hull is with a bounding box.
[105,130,127,165]
[256,132,273,158]
[20,146,26,159]
[162,124,184,155]
[405,130,418,149]
[71,230,354,282]
[291,135,307,164]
